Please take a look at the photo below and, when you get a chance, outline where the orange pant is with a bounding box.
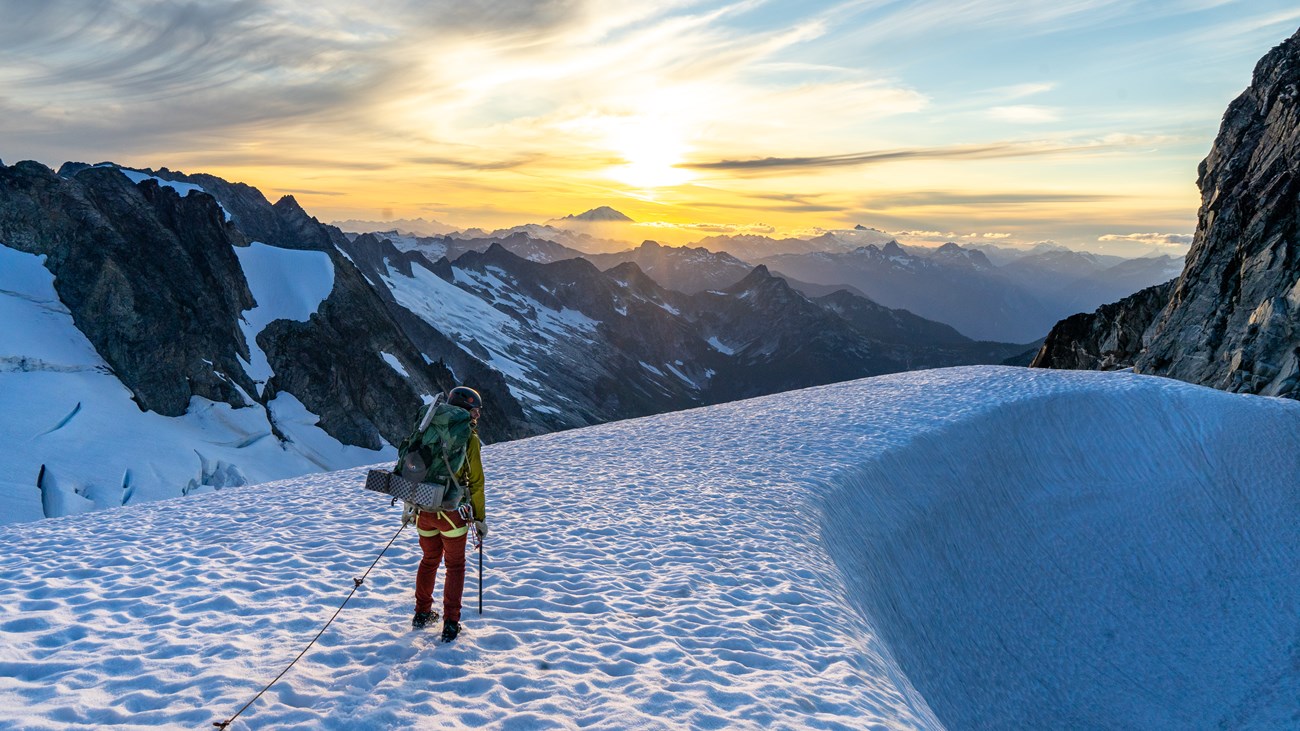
[414,509,468,622]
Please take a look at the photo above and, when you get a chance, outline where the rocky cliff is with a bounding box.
[1035,29,1300,400]
[1134,29,1300,397]
[0,161,526,450]
[1031,281,1175,370]
[0,163,257,416]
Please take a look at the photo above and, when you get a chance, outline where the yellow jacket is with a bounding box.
[457,430,485,521]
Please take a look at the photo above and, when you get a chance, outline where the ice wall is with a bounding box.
[823,384,1300,729]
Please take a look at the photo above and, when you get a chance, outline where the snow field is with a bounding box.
[0,367,1296,729]
[0,243,387,524]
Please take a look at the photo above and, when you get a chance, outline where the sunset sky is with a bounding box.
[3,0,1298,253]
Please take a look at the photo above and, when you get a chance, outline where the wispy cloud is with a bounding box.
[635,221,777,234]
[1099,232,1194,246]
[681,140,1122,172]
[866,191,1118,206]
[0,0,1284,249]
[987,106,1061,124]
[406,154,541,171]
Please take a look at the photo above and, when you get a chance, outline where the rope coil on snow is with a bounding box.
[213,521,408,729]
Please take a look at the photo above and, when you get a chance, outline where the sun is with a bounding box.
[604,114,696,190]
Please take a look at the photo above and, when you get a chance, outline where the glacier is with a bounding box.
[0,367,1297,729]
[0,243,389,524]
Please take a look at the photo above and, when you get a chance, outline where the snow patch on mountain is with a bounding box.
[379,352,410,378]
[0,244,387,525]
[233,242,335,393]
[379,259,596,418]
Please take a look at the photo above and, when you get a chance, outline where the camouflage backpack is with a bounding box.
[394,397,473,508]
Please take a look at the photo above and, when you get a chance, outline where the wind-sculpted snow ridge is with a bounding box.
[0,367,1296,729]
[822,374,1300,729]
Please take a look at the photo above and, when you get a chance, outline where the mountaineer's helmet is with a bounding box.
[448,386,482,411]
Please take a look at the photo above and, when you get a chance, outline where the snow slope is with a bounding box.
[379,259,598,417]
[0,244,387,525]
[0,367,1297,729]
[232,242,335,393]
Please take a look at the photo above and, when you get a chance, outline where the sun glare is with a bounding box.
[603,114,695,190]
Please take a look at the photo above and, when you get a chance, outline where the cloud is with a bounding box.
[986,105,1061,124]
[865,191,1117,207]
[680,140,1126,173]
[634,221,777,235]
[894,230,950,238]
[1099,232,1194,246]
[407,154,539,171]
[691,200,844,213]
[986,82,1057,100]
[276,188,345,196]
[892,229,1015,241]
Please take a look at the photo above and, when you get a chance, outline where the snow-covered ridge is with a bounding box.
[0,367,1296,729]
[0,243,382,524]
[118,168,233,221]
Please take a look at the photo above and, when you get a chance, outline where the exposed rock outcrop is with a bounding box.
[1036,29,1300,400]
[1134,30,1300,398]
[0,162,257,415]
[1031,281,1175,370]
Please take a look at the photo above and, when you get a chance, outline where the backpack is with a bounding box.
[393,397,474,510]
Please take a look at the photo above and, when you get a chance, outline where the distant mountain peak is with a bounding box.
[562,206,634,222]
[729,264,790,295]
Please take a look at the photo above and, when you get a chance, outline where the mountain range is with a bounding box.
[343,221,1181,343]
[0,162,1027,519]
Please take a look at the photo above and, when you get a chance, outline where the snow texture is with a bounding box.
[380,352,410,378]
[0,368,1297,729]
[233,242,335,391]
[0,244,386,525]
[380,258,596,417]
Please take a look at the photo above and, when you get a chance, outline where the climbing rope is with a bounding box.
[213,520,408,729]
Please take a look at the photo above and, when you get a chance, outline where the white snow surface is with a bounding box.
[379,258,596,418]
[233,242,335,391]
[379,352,410,378]
[1,367,1299,729]
[0,244,387,525]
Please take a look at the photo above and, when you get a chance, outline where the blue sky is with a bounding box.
[2,0,1297,252]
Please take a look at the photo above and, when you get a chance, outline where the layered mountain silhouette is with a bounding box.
[0,162,1029,452]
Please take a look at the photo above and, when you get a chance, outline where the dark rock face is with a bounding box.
[1033,31,1300,399]
[815,289,971,346]
[1031,281,1175,370]
[0,161,529,450]
[1134,31,1300,398]
[0,162,257,415]
[146,167,531,443]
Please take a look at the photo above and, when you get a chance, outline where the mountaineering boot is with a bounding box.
[412,610,439,629]
[440,621,461,643]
